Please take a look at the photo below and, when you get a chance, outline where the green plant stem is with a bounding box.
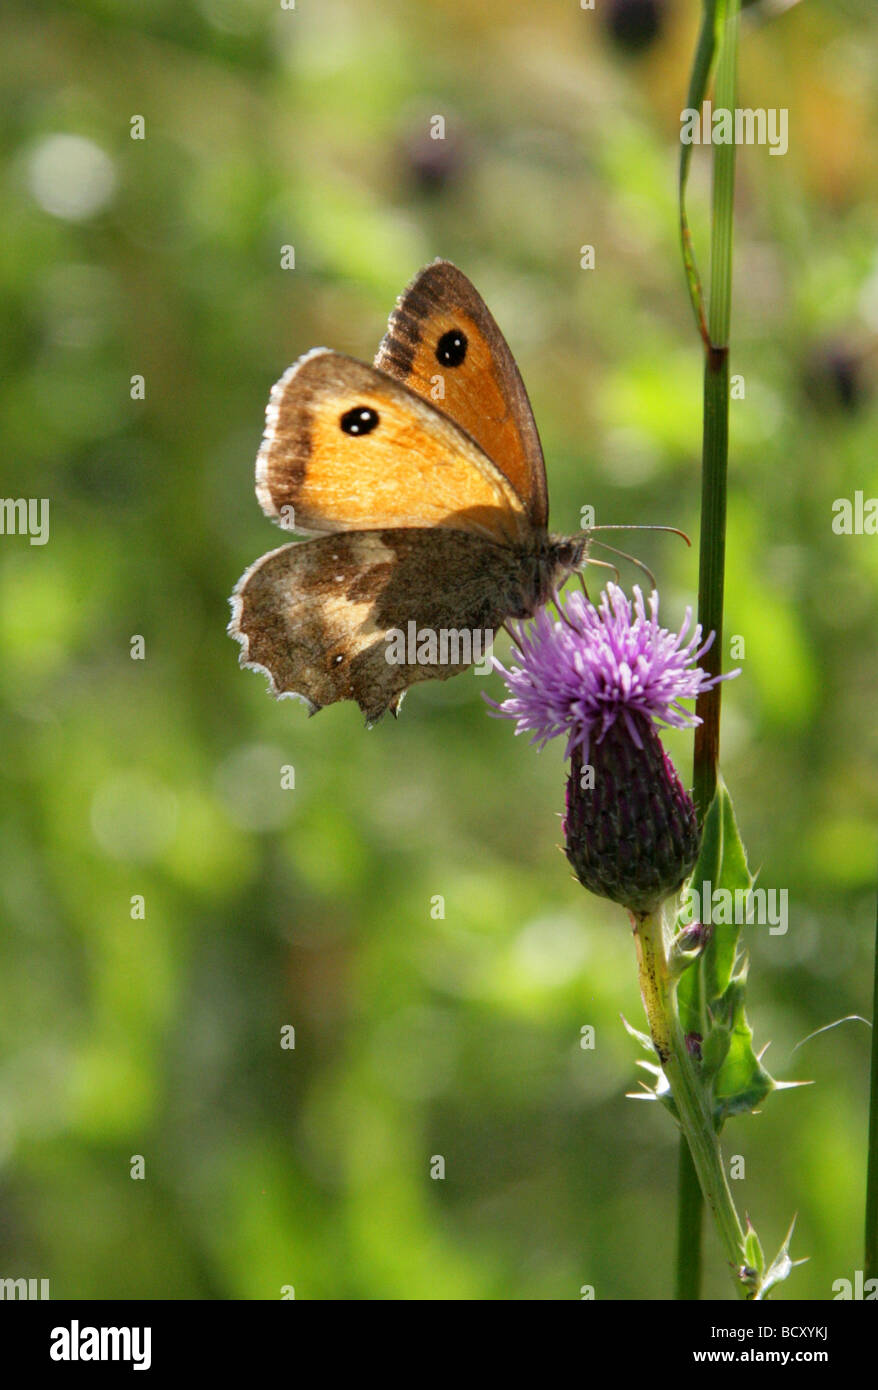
[675,1136,703,1299]
[692,348,730,814]
[694,0,738,814]
[866,882,878,1281]
[678,0,740,1297]
[635,912,750,1299]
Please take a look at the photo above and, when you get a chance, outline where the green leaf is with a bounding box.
[675,778,780,1126]
[743,1219,765,1281]
[676,775,753,1030]
[754,1217,809,1301]
[620,1014,655,1055]
[702,788,754,1005]
[711,972,775,1123]
[679,0,721,338]
[720,779,751,885]
[700,1017,732,1081]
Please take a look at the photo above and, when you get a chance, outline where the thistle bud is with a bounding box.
[564,715,699,915]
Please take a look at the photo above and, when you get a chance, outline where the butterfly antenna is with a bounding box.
[587,523,692,547]
[589,540,658,591]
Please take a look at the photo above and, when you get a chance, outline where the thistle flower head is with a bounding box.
[487,583,727,761]
[487,584,737,915]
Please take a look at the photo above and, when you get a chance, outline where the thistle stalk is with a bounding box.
[634,909,751,1299]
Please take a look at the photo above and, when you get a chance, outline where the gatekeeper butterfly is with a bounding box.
[229,260,587,723]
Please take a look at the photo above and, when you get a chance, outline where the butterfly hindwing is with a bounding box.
[374,260,549,528]
[229,527,541,723]
[255,348,530,545]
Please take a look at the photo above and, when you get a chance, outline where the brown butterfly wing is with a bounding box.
[374,260,549,529]
[254,348,531,546]
[229,527,542,724]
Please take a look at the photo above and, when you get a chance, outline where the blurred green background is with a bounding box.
[1,0,877,1300]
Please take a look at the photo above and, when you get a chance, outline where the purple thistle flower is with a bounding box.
[486,584,731,761]
[487,584,737,916]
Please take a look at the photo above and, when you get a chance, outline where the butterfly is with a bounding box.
[229,259,587,724]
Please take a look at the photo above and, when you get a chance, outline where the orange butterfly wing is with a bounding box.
[255,348,530,546]
[374,259,549,529]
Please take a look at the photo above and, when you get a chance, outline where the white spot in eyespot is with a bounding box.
[335,575,343,582]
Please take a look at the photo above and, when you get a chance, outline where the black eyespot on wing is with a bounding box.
[436,328,467,367]
[340,406,380,436]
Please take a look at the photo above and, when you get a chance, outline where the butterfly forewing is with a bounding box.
[375,260,549,528]
[255,348,530,546]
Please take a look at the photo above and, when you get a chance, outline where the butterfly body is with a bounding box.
[230,261,585,722]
